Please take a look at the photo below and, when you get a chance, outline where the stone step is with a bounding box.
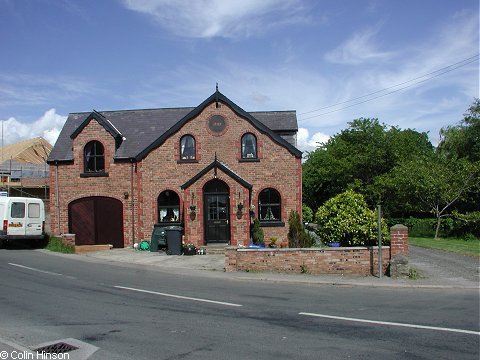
[199,245,228,255]
[75,244,113,253]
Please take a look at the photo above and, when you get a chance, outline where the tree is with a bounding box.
[302,204,313,223]
[438,98,480,162]
[288,210,312,248]
[379,155,480,239]
[314,190,389,246]
[252,219,264,245]
[303,118,433,210]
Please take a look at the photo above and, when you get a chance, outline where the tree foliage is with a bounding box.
[303,118,433,210]
[438,98,480,162]
[377,154,480,239]
[302,204,313,223]
[314,190,389,246]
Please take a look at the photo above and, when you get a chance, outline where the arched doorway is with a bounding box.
[68,197,124,248]
[203,179,230,243]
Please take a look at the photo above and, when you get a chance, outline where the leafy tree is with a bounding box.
[303,118,433,210]
[378,155,480,239]
[438,98,480,162]
[314,190,389,246]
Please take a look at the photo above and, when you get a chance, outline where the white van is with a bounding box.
[0,197,46,247]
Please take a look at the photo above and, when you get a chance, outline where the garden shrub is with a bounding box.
[315,190,389,246]
[252,218,264,245]
[302,204,314,223]
[288,210,313,248]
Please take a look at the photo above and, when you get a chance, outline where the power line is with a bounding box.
[298,54,479,122]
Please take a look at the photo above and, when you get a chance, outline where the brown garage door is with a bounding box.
[69,197,124,248]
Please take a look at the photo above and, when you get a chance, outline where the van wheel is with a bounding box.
[0,239,4,249]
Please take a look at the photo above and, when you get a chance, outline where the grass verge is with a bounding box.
[45,236,75,254]
[409,236,479,257]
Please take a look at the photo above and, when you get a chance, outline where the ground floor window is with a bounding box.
[258,188,281,222]
[158,190,180,222]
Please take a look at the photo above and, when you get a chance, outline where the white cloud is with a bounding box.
[120,0,307,38]
[297,127,330,154]
[324,25,395,65]
[1,109,67,146]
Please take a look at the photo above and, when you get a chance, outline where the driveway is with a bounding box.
[408,245,479,287]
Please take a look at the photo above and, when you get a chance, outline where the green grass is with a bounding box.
[409,236,480,257]
[45,236,75,254]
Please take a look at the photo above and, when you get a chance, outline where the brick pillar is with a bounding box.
[61,233,76,247]
[224,246,237,272]
[390,224,408,257]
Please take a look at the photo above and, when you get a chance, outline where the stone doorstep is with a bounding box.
[199,244,229,255]
[74,244,113,253]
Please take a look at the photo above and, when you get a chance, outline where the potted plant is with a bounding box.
[183,243,197,255]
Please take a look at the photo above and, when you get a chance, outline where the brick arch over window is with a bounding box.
[258,188,281,222]
[158,190,181,223]
[180,135,196,160]
[84,140,105,173]
[241,133,257,159]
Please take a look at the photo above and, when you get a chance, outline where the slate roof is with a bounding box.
[48,90,301,163]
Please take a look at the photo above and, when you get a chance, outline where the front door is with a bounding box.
[204,179,230,243]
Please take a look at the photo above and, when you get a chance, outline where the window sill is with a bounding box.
[239,158,260,163]
[259,221,285,227]
[177,159,199,164]
[80,172,109,178]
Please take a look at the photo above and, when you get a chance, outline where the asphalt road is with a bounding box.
[0,249,478,360]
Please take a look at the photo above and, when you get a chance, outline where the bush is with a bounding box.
[252,218,264,245]
[288,210,313,248]
[387,213,480,238]
[315,190,389,246]
[302,204,314,223]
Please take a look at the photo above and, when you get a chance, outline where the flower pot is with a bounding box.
[183,247,196,255]
[327,242,341,247]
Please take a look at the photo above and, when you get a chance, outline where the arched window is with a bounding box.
[84,141,105,173]
[158,190,180,223]
[241,133,257,159]
[258,188,281,221]
[180,135,196,160]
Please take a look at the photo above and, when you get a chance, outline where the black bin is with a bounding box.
[165,226,183,255]
[150,225,167,252]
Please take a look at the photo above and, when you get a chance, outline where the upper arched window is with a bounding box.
[84,141,105,173]
[158,190,180,223]
[258,188,281,221]
[180,135,196,160]
[241,133,257,159]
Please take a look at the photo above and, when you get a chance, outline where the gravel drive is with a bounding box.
[408,245,479,287]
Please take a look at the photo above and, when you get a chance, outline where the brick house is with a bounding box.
[47,90,302,248]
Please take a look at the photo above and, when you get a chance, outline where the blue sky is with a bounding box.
[1,0,478,153]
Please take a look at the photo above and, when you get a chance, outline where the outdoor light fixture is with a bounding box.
[123,191,129,199]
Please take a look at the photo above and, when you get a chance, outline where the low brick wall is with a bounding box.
[225,247,390,275]
[225,224,408,276]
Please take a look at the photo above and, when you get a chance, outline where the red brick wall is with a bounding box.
[136,101,301,247]
[225,247,391,276]
[49,101,302,248]
[49,120,136,244]
[225,226,409,276]
[390,224,409,257]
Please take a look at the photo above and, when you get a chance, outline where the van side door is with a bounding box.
[8,201,26,236]
[26,200,43,237]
